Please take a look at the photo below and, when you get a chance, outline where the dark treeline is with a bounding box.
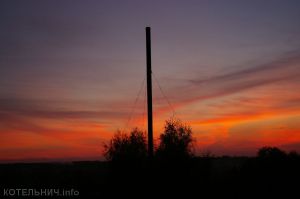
[1,150,299,198]
[1,119,299,198]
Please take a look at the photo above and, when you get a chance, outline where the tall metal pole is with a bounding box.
[146,27,154,158]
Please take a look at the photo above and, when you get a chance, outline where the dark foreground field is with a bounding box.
[1,157,299,198]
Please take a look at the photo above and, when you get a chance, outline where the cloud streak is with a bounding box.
[0,98,128,120]
[164,51,300,109]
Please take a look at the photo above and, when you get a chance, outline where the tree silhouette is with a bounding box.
[257,146,287,159]
[156,119,194,160]
[288,150,299,158]
[103,128,147,162]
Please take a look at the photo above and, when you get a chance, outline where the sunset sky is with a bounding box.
[1,0,300,162]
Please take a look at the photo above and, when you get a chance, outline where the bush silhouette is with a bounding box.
[103,128,147,162]
[288,150,299,158]
[156,119,194,160]
[257,146,287,159]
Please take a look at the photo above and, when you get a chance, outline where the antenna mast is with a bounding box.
[146,27,154,158]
